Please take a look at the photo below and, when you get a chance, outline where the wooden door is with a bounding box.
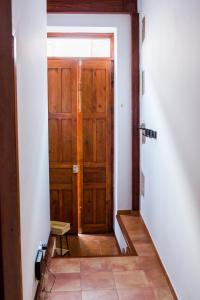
[79,60,112,233]
[48,59,78,233]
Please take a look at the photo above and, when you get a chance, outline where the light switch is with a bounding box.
[73,165,80,174]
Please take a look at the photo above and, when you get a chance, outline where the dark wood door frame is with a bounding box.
[47,0,137,14]
[47,0,140,211]
[0,0,23,300]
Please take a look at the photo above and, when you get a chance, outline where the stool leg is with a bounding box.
[60,236,62,256]
[65,234,69,252]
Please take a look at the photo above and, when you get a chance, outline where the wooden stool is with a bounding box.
[50,221,70,256]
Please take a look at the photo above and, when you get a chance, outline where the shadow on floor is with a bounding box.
[56,233,121,257]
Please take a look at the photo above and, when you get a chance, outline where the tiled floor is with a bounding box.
[41,256,174,299]
[57,234,120,257]
[41,216,175,299]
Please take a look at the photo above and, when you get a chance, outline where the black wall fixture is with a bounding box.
[139,125,157,139]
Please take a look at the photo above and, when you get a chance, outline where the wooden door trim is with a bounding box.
[131,14,140,210]
[47,0,137,14]
[0,0,23,299]
[47,32,115,60]
[47,4,140,211]
[48,57,114,62]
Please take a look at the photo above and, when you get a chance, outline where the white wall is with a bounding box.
[47,14,132,240]
[139,0,200,299]
[12,1,50,299]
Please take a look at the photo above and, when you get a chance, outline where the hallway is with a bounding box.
[39,215,175,299]
[2,0,200,299]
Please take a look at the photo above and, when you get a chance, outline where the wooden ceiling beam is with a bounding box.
[47,0,137,14]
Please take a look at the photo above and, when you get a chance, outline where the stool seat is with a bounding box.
[50,221,71,256]
[51,221,70,236]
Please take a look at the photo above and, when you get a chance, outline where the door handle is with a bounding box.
[73,165,80,174]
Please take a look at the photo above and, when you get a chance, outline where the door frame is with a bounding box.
[47,1,140,211]
[0,0,23,299]
[47,33,115,232]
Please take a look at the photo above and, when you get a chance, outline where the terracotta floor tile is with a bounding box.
[80,240,100,249]
[100,247,120,256]
[81,271,115,290]
[50,258,80,273]
[81,258,112,273]
[108,256,161,272]
[114,271,149,289]
[117,288,156,300]
[130,233,150,243]
[80,246,102,257]
[145,269,169,288]
[134,257,161,271]
[48,291,82,300]
[100,239,118,247]
[51,273,81,292]
[125,224,145,231]
[134,243,156,256]
[82,289,118,300]
[154,287,174,300]
[80,257,141,273]
[109,257,138,272]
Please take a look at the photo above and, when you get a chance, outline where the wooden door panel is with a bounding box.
[61,190,73,224]
[50,168,72,184]
[83,119,94,162]
[83,168,106,183]
[60,119,77,163]
[83,188,107,228]
[48,68,61,113]
[83,189,93,225]
[95,189,107,224]
[61,119,73,162]
[49,119,59,162]
[80,60,112,233]
[50,190,60,220]
[50,189,74,224]
[82,70,93,113]
[48,59,78,233]
[96,119,106,162]
[61,68,73,113]
[95,69,107,113]
[83,119,107,163]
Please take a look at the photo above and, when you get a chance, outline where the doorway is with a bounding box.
[48,33,114,235]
